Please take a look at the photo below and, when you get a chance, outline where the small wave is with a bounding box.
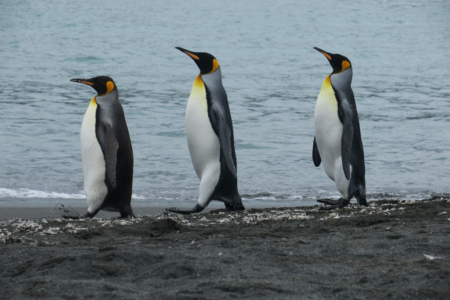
[0,188,86,199]
[0,188,147,200]
[241,192,274,199]
[63,56,107,64]
[366,190,450,201]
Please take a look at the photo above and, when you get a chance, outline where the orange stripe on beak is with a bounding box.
[184,51,200,60]
[80,81,94,86]
[320,51,332,61]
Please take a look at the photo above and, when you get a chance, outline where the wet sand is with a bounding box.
[1,198,449,299]
[0,207,170,220]
[0,200,241,220]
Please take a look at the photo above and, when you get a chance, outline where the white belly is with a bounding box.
[185,77,220,182]
[80,98,108,213]
[185,95,220,180]
[314,93,343,181]
[314,76,350,198]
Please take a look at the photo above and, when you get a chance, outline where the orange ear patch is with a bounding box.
[206,59,220,74]
[342,60,351,71]
[106,81,115,94]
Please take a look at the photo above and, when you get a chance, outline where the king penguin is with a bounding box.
[312,47,367,209]
[66,76,134,218]
[169,47,245,214]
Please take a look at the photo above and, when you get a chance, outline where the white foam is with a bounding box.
[131,194,146,200]
[0,188,86,199]
[0,188,147,200]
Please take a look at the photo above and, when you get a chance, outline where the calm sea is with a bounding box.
[1,0,449,208]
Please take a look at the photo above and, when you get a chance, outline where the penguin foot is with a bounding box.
[119,210,135,219]
[357,197,368,206]
[62,215,81,220]
[317,198,340,206]
[318,198,350,210]
[62,211,93,219]
[168,204,205,215]
[209,207,244,214]
[224,202,245,211]
[209,209,227,214]
[117,214,135,219]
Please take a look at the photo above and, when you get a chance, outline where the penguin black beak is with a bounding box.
[175,47,200,61]
[71,78,94,86]
[313,47,332,61]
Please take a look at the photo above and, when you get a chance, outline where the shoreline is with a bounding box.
[1,198,449,299]
[0,197,445,220]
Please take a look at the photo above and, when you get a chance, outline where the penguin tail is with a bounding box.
[168,204,205,215]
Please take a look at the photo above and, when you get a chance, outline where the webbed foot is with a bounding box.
[317,198,350,210]
[168,204,204,215]
[225,202,245,211]
[62,211,93,219]
[62,215,80,219]
[119,209,135,219]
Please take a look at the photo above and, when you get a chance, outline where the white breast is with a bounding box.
[185,76,220,180]
[80,98,108,213]
[314,76,343,181]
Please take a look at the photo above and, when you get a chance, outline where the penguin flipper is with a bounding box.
[212,108,237,177]
[341,115,353,180]
[337,98,354,181]
[97,123,119,188]
[168,204,205,215]
[313,136,321,167]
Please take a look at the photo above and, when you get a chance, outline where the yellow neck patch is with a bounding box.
[189,74,207,107]
[188,74,208,111]
[193,74,204,89]
[325,74,331,84]
[317,74,338,110]
[89,96,97,106]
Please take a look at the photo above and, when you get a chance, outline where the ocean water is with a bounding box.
[1,0,449,208]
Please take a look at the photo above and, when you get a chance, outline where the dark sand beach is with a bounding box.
[1,198,449,299]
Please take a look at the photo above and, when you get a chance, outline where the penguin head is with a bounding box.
[314,47,352,74]
[176,47,220,75]
[70,76,116,96]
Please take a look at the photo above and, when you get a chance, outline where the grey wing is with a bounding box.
[331,70,359,181]
[211,106,237,178]
[313,136,321,167]
[97,122,119,188]
[337,95,354,181]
